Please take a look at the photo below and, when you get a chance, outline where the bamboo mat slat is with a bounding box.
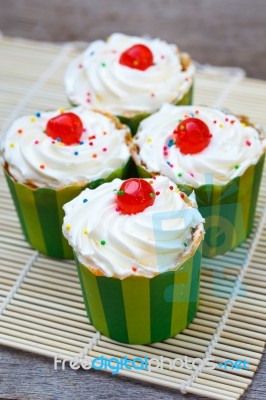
[0,36,265,400]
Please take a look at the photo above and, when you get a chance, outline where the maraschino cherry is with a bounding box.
[119,44,153,71]
[116,178,155,214]
[46,112,83,145]
[173,118,212,154]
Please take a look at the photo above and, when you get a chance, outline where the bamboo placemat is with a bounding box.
[0,37,265,400]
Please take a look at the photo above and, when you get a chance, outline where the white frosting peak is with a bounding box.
[134,104,265,187]
[65,33,194,116]
[63,176,204,279]
[1,107,130,189]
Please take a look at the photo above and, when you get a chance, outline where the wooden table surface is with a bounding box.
[0,0,265,399]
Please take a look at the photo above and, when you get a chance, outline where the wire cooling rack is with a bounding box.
[0,37,265,400]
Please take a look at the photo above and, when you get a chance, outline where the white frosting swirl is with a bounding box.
[65,33,195,116]
[1,107,130,189]
[63,176,204,279]
[134,104,265,187]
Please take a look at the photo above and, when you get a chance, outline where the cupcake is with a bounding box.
[1,107,131,258]
[63,176,204,344]
[65,33,195,134]
[132,104,265,257]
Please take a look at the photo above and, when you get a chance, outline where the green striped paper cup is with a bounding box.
[75,242,202,345]
[118,84,193,137]
[137,154,265,258]
[4,165,128,259]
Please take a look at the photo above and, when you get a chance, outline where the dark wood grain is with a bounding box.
[0,0,266,79]
[0,345,265,400]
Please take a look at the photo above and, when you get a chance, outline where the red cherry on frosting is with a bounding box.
[116,178,155,214]
[46,112,83,145]
[173,118,212,154]
[119,44,154,71]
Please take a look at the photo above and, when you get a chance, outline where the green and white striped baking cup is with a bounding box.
[4,165,129,259]
[136,154,265,258]
[117,84,194,136]
[75,242,202,344]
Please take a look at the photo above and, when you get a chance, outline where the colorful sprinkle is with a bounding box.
[101,62,106,67]
[101,240,106,245]
[9,143,15,148]
[147,137,153,143]
[83,229,88,235]
[167,139,175,147]
[40,164,45,169]
[66,225,71,231]
[234,165,239,169]
[156,191,160,196]
[89,142,93,146]
[78,64,83,68]
[230,120,235,124]
[74,151,79,156]
[102,147,107,152]
[30,117,35,123]
[86,98,91,103]
[103,131,107,136]
[190,172,194,177]
[92,154,97,158]
[177,172,182,177]
[213,120,217,124]
[169,186,174,190]
[183,242,188,247]
[225,117,229,122]
[56,137,61,142]
[150,92,155,97]
[83,199,88,203]
[89,135,96,140]
[36,112,41,118]
[246,140,252,146]
[195,110,199,114]
[79,141,84,145]
[219,123,224,128]
[115,206,121,212]
[180,193,185,199]
[34,140,39,144]
[17,129,23,134]
[59,108,65,114]
[132,266,137,272]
